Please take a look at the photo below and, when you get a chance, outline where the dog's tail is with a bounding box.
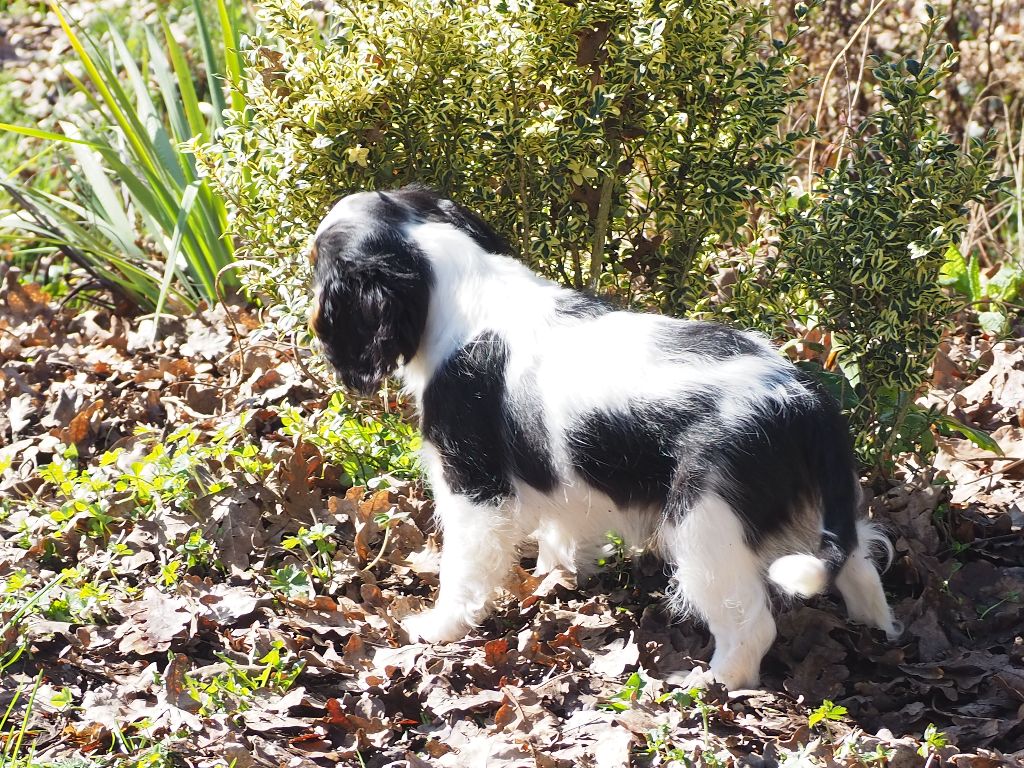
[770,532,856,598]
[767,469,867,598]
[766,526,878,597]
[767,550,832,597]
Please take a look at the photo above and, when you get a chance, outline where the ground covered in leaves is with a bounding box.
[1,267,1022,766]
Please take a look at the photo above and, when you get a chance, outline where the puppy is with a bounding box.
[309,184,898,690]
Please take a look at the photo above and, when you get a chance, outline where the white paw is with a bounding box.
[402,608,470,644]
[666,664,757,693]
[666,666,718,691]
[708,656,762,691]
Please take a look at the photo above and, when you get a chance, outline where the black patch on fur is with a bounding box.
[568,378,858,557]
[567,396,715,509]
[709,393,844,545]
[555,292,614,319]
[798,373,860,558]
[312,219,433,396]
[422,332,556,505]
[657,319,764,358]
[505,372,558,495]
[683,373,859,554]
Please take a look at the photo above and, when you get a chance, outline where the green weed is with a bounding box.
[282,523,337,581]
[941,244,1024,335]
[279,392,421,487]
[600,671,646,712]
[183,641,304,716]
[918,723,949,758]
[808,699,847,728]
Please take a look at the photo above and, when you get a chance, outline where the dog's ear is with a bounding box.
[310,228,432,396]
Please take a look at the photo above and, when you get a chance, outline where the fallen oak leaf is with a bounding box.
[548,625,583,651]
[423,739,453,757]
[164,653,201,713]
[520,567,574,609]
[114,587,192,655]
[7,392,37,436]
[493,699,518,731]
[60,398,104,447]
[325,697,347,725]
[425,686,506,717]
[1,270,52,321]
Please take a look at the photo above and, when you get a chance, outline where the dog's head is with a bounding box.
[309,184,508,396]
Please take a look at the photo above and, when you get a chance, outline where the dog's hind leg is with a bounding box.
[403,492,524,644]
[835,519,900,638]
[659,493,776,691]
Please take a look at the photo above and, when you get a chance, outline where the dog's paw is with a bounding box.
[402,608,470,644]
[665,665,756,693]
[665,666,718,692]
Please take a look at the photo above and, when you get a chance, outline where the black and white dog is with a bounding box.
[309,185,898,690]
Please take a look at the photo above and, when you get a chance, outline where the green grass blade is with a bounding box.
[59,121,138,254]
[108,25,188,188]
[193,0,226,120]
[0,122,98,146]
[159,17,207,141]
[153,182,201,339]
[148,26,192,147]
[216,0,246,117]
[50,3,161,183]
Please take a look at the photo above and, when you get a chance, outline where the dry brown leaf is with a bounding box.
[61,398,104,446]
[115,587,192,654]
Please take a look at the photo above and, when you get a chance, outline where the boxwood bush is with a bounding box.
[778,14,998,467]
[198,1,998,469]
[197,0,809,334]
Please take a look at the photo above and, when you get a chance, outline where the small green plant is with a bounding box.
[940,244,1024,335]
[645,687,727,767]
[807,699,847,728]
[600,671,646,712]
[977,590,1021,620]
[0,572,68,672]
[176,529,218,570]
[183,642,304,716]
[127,742,177,768]
[364,505,413,572]
[279,393,420,486]
[834,733,893,765]
[269,564,314,600]
[595,531,636,588]
[918,723,948,759]
[43,569,112,624]
[282,523,337,581]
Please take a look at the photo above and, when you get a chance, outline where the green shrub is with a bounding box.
[197,0,810,339]
[200,1,999,470]
[778,13,999,467]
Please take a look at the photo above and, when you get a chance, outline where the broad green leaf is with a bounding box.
[936,415,1004,454]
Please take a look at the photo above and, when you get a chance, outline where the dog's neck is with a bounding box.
[399,223,560,399]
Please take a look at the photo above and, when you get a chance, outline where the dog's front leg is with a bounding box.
[403,492,522,644]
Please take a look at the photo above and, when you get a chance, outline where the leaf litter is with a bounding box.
[0,268,1022,766]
